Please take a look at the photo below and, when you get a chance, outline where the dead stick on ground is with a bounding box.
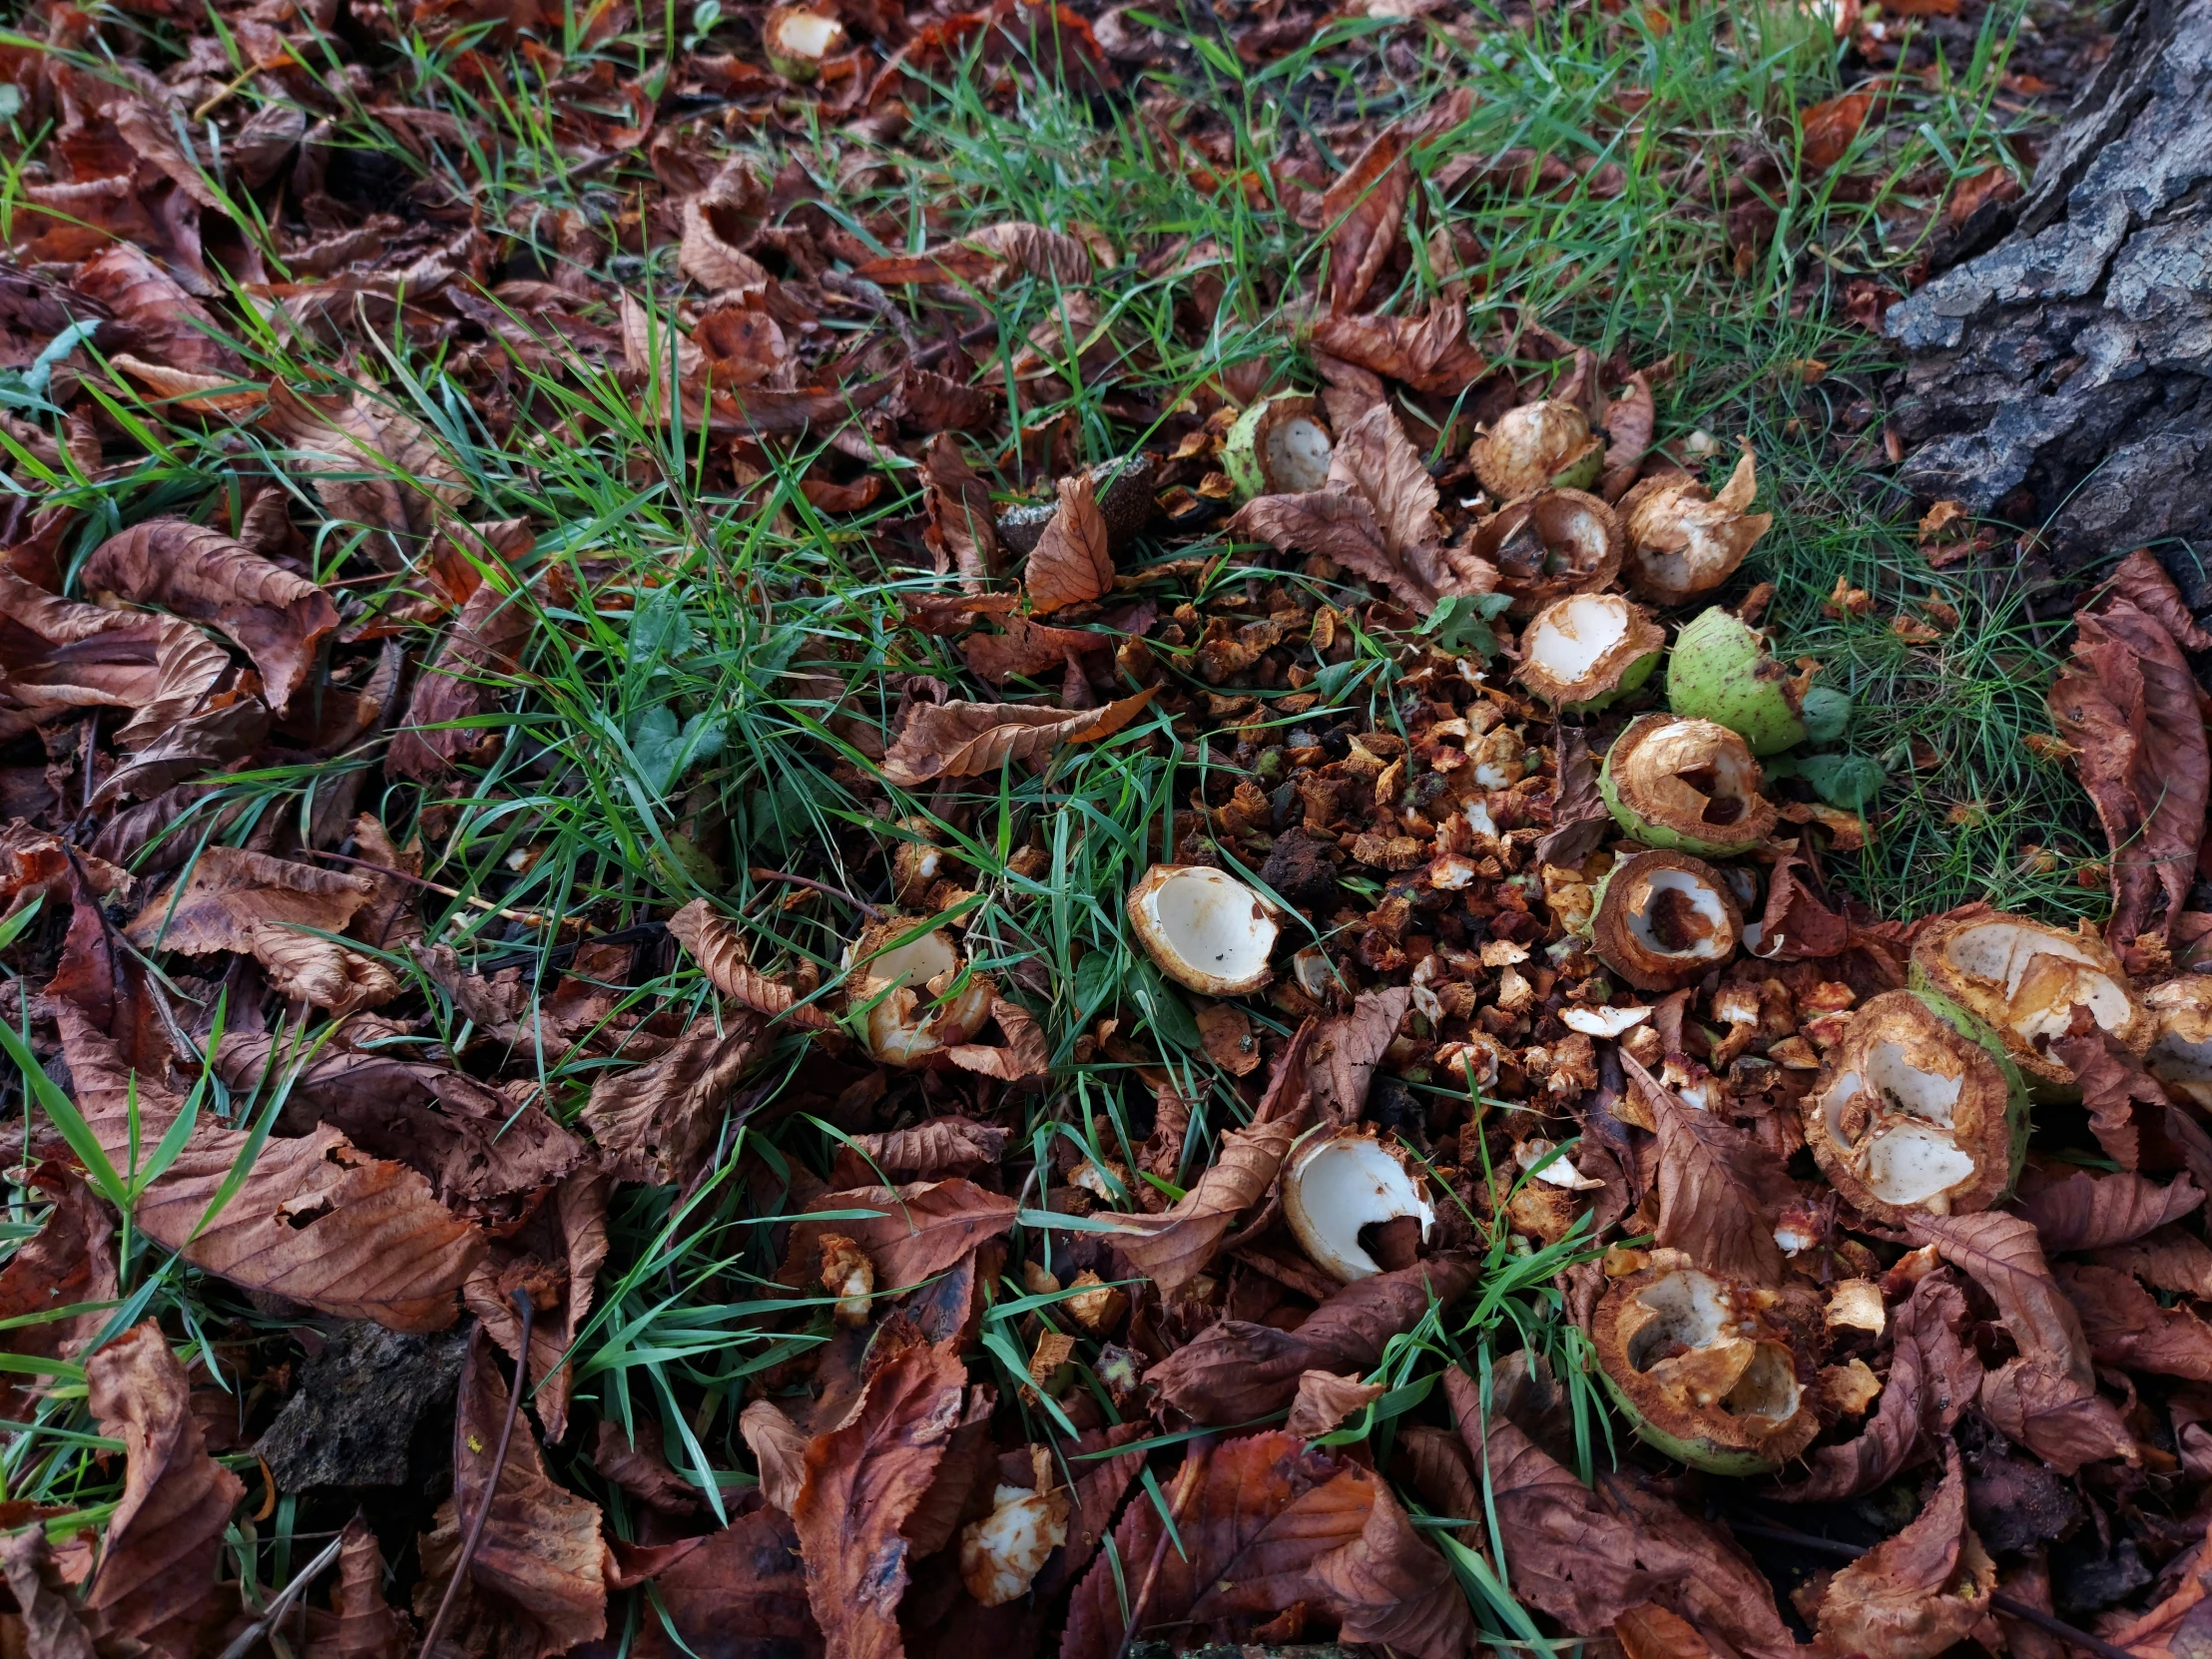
[416,1289,537,1659]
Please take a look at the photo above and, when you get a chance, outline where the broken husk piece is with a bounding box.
[1806,988,2029,1223]
[1224,394,1333,500]
[1469,399,1605,498]
[1619,442,1774,604]
[1599,712,1778,856]
[2146,976,2212,1108]
[1476,488,1626,617]
[1514,592,1665,713]
[1281,1126,1435,1284]
[841,916,995,1067]
[1910,910,2151,1091]
[1587,847,1744,992]
[1666,606,1846,756]
[763,5,847,78]
[1592,1254,1819,1474]
[1127,863,1279,996]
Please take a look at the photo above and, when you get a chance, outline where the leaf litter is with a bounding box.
[0,1,2198,1658]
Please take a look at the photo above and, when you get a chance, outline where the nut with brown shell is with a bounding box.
[1587,848,1744,993]
[1469,400,1605,498]
[1474,489,1625,617]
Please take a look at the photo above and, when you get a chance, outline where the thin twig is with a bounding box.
[1112,1435,1212,1659]
[746,867,884,922]
[416,1291,536,1659]
[300,848,564,931]
[214,1530,349,1659]
[1727,1516,2146,1659]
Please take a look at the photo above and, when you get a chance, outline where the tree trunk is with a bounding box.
[1884,0,2212,565]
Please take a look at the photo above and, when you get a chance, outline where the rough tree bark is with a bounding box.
[1884,0,2212,564]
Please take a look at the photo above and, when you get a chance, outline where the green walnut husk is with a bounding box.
[1805,987,2031,1225]
[1593,1257,1820,1475]
[1224,395,1333,501]
[1666,606,1845,756]
[1598,712,1778,857]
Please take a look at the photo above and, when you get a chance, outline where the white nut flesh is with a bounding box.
[842,922,992,1066]
[1525,594,1637,685]
[1623,1269,1801,1422]
[1625,866,1734,963]
[1516,1138,1607,1191]
[1561,1003,1653,1038]
[1284,1129,1435,1283]
[772,9,843,55]
[1268,415,1334,492]
[1816,1000,1987,1213]
[959,1482,1069,1607]
[2147,978,2212,1107]
[1940,919,2132,1047]
[1128,864,1278,996]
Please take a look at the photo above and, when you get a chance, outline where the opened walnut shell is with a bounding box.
[1474,489,1624,618]
[1588,848,1744,993]
[1910,910,2151,1091]
[1599,713,1777,857]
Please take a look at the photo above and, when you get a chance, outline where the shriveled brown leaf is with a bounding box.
[740,1399,812,1515]
[306,1516,409,1659]
[829,1118,1008,1186]
[1750,844,1853,962]
[263,382,470,555]
[2014,1169,2201,1252]
[1229,485,1490,617]
[1627,1053,1793,1284]
[386,572,541,780]
[2088,1226,2212,1299]
[944,998,1051,1082]
[2048,589,2210,968]
[414,1331,609,1659]
[2109,548,2212,651]
[1060,1430,1469,1659]
[1328,402,1438,560]
[1800,91,1875,171]
[1977,1356,2137,1473]
[0,569,228,750]
[1195,1001,1262,1075]
[1308,296,1491,395]
[1536,729,1612,866]
[1286,1370,1386,1437]
[81,1322,246,1659]
[581,1017,770,1187]
[666,898,834,1029]
[0,1164,118,1422]
[1907,1210,2091,1386]
[80,520,338,714]
[1323,128,1408,314]
[794,1179,1017,1290]
[634,1503,821,1659]
[791,1342,968,1659]
[593,1419,701,1515]
[1605,371,1657,470]
[74,244,240,377]
[877,689,1156,787]
[59,1007,484,1332]
[1615,1603,1715,1659]
[921,432,998,587]
[962,614,1106,685]
[1815,1445,1994,1659]
[1149,1256,1475,1422]
[1024,471,1114,614]
[2,1531,97,1659]
[1309,986,1412,1123]
[2059,1262,2212,1379]
[2053,1004,2171,1169]
[1098,1111,1304,1293]
[856,222,1096,289]
[464,1168,609,1440]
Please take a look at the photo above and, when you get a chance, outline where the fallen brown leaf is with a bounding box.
[1627,1053,1794,1284]
[1815,1445,1993,1659]
[1323,128,1409,314]
[829,1118,1009,1186]
[634,1502,821,1659]
[1098,1111,1304,1292]
[264,383,470,557]
[794,1179,1017,1290]
[1801,91,1875,171]
[2015,1168,2201,1251]
[877,689,1156,787]
[0,569,229,751]
[0,1165,118,1422]
[1309,296,1491,395]
[386,571,543,780]
[1024,471,1114,614]
[667,898,835,1029]
[581,1017,771,1186]
[1286,1370,1386,1437]
[308,1516,410,1659]
[1308,986,1412,1123]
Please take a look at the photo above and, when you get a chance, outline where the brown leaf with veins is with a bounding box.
[2088,1226,2212,1298]
[81,1322,245,1659]
[2048,587,2210,969]
[1308,296,1491,395]
[1816,1445,1994,1659]
[634,1502,821,1659]
[1329,403,1439,560]
[1604,371,1657,469]
[465,1168,610,1439]
[792,1179,1017,1290]
[0,568,228,750]
[1800,91,1875,171]
[1615,1603,1715,1659]
[1308,986,1411,1123]
[2052,1005,2170,1169]
[962,614,1106,685]
[80,520,338,714]
[58,1006,484,1331]
[1908,1210,2092,1387]
[386,572,542,780]
[741,1399,812,1514]
[667,898,834,1029]
[264,382,470,557]
[2,1530,97,1659]
[2058,1263,2212,1379]
[306,1516,409,1659]
[830,1118,1008,1186]
[1323,129,1409,314]
[921,433,998,587]
[792,1341,968,1659]
[1025,471,1114,614]
[414,1331,610,1659]
[2014,1169,2201,1251]
[0,1164,119,1422]
[1628,1053,1792,1285]
[593,1419,701,1515]
[1060,1430,1470,1659]
[1099,1112,1304,1293]
[1286,1370,1386,1438]
[945,997,1051,1082]
[74,244,240,377]
[1148,1256,1475,1422]
[582,1017,770,1186]
[2109,548,2212,651]
[878,689,1156,787]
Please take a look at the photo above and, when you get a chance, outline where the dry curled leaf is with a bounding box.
[793,1179,1017,1290]
[1286,1370,1386,1438]
[81,1322,246,1659]
[307,1517,410,1659]
[2015,1169,2202,1252]
[1024,471,1114,614]
[0,1164,118,1423]
[0,569,229,751]
[1308,987,1412,1123]
[1815,1445,1994,1659]
[1323,128,1408,314]
[1309,296,1491,396]
[581,1017,770,1187]
[79,520,338,715]
[877,689,1156,787]
[593,1419,701,1516]
[58,1007,485,1332]
[1098,1111,1304,1293]
[634,1503,821,1659]
[386,572,542,781]
[667,898,834,1029]
[1800,91,1875,171]
[829,1118,1009,1186]
[264,382,470,555]
[1627,1053,1794,1285]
